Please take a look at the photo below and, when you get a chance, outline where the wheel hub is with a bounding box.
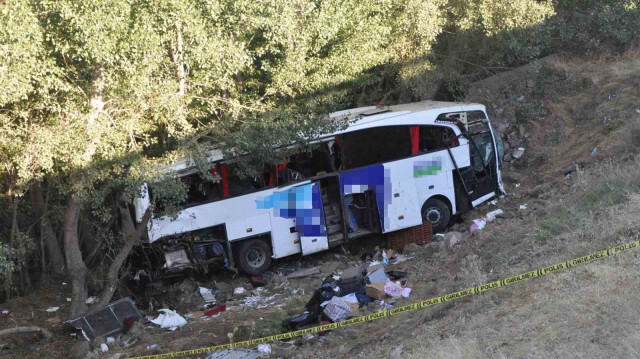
[247,248,266,268]
[425,207,442,225]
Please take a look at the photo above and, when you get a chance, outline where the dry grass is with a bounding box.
[290,52,640,359]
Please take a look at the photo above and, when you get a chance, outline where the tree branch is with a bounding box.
[90,207,152,311]
[0,326,53,341]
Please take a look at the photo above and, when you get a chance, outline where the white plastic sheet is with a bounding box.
[150,309,187,330]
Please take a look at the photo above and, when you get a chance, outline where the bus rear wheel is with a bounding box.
[422,198,450,234]
[237,239,272,275]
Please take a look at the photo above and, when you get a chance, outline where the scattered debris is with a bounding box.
[199,287,217,304]
[1,310,9,315]
[233,287,246,295]
[86,296,97,305]
[67,298,142,339]
[205,348,262,359]
[383,281,403,298]
[636,109,640,114]
[100,343,109,352]
[512,147,525,159]
[489,199,498,205]
[323,297,351,322]
[591,147,597,155]
[45,307,59,313]
[150,309,187,330]
[257,344,272,354]
[485,209,504,222]
[106,337,115,344]
[286,266,322,279]
[470,219,487,233]
[147,344,158,350]
[519,204,528,210]
[204,304,226,317]
[515,183,521,188]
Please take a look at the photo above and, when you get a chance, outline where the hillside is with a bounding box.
[1,49,639,359]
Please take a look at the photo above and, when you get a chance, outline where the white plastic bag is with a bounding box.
[150,309,187,330]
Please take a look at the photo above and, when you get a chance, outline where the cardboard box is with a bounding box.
[366,263,384,274]
[347,302,359,317]
[366,282,387,300]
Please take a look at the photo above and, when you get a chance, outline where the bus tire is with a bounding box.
[422,198,451,233]
[237,239,272,275]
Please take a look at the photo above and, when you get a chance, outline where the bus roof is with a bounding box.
[161,100,486,174]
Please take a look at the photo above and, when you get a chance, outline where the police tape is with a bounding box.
[130,239,640,359]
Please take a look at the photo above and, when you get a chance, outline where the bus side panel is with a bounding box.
[413,146,468,216]
[148,189,275,242]
[382,160,423,232]
[226,213,271,241]
[269,216,301,258]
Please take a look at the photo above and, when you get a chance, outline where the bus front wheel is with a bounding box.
[422,198,450,234]
[237,239,272,275]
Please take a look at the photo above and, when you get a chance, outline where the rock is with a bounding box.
[518,125,526,137]
[177,278,197,293]
[214,281,233,296]
[445,231,469,249]
[126,321,144,339]
[402,243,420,254]
[286,266,322,279]
[69,341,90,359]
[512,147,525,159]
[90,337,105,350]
[320,261,341,275]
[527,185,546,198]
[424,242,442,258]
[390,343,404,359]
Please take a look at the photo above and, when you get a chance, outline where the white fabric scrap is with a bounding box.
[150,309,187,330]
[258,344,272,353]
[519,204,527,210]
[85,296,97,304]
[485,209,504,222]
[45,307,59,312]
[401,288,412,298]
[233,287,246,295]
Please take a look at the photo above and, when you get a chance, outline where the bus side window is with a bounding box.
[341,126,411,169]
[419,126,457,153]
[227,163,271,197]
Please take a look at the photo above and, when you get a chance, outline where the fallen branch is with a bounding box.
[0,326,53,341]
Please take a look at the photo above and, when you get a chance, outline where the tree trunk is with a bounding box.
[30,181,65,275]
[91,207,151,311]
[4,195,18,300]
[0,326,52,341]
[87,65,104,126]
[175,24,185,96]
[63,196,88,319]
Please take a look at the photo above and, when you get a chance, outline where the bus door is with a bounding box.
[285,181,330,255]
[460,112,499,207]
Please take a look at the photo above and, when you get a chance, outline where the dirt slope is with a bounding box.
[2,50,640,359]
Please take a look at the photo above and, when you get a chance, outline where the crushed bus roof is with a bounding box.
[161,101,486,173]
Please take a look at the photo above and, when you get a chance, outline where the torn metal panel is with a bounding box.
[67,297,142,339]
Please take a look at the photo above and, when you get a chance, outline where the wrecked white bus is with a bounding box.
[133,101,504,277]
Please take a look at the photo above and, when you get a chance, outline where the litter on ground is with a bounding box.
[150,309,187,330]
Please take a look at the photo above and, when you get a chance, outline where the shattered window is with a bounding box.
[227,163,271,197]
[341,126,411,169]
[466,111,496,172]
[419,126,458,152]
